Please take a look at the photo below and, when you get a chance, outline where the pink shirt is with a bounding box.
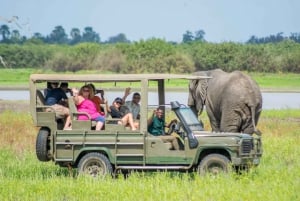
[77,99,103,120]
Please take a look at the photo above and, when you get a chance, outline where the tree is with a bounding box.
[194,29,206,42]
[32,32,45,40]
[70,28,81,45]
[10,29,21,43]
[106,33,130,43]
[0,24,10,42]
[247,35,258,44]
[48,25,68,44]
[182,31,194,43]
[82,27,100,43]
[289,32,300,43]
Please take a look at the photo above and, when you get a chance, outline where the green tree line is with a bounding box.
[1,23,300,44]
[0,39,299,73]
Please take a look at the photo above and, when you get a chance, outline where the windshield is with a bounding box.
[177,108,203,131]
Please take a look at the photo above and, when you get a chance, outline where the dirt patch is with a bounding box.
[0,100,29,113]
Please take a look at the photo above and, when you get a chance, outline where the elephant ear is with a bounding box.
[194,78,208,114]
[197,79,208,105]
[199,79,208,105]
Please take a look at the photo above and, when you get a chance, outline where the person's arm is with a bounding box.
[103,98,109,112]
[72,88,80,105]
[122,87,131,103]
[147,110,155,125]
[166,119,177,128]
[110,106,122,118]
[106,102,112,113]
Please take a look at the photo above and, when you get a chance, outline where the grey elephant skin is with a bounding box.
[188,69,262,135]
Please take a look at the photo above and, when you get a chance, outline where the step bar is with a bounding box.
[116,165,191,170]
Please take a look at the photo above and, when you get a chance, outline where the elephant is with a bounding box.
[188,69,262,135]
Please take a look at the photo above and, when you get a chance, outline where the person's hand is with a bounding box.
[72,88,79,96]
[103,98,108,104]
[171,119,177,124]
[124,87,131,96]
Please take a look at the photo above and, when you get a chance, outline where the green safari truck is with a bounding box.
[29,74,262,176]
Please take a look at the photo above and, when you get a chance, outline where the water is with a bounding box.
[0,90,299,109]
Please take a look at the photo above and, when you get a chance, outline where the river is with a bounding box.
[0,90,299,109]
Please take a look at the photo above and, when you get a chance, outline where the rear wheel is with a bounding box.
[198,154,230,176]
[36,128,51,162]
[78,152,113,178]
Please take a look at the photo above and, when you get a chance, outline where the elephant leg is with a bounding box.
[220,111,242,133]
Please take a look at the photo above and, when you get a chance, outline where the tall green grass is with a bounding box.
[0,110,299,201]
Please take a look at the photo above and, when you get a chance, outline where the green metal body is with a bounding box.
[29,74,262,171]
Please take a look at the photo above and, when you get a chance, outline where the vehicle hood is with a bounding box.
[193,131,252,139]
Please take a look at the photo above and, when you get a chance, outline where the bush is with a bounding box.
[1,40,300,73]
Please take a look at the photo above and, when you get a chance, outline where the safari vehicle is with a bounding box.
[29,74,262,176]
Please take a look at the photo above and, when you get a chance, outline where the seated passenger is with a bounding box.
[87,83,106,116]
[147,107,179,150]
[122,87,141,120]
[72,85,105,131]
[107,97,138,131]
[44,81,59,97]
[60,82,72,97]
[45,82,70,130]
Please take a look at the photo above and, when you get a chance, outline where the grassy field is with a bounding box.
[0,109,299,201]
[0,68,300,91]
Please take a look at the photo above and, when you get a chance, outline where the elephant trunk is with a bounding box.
[190,105,198,117]
[188,90,198,116]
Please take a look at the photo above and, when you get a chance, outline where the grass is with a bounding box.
[0,109,299,200]
[0,68,300,91]
[249,72,300,91]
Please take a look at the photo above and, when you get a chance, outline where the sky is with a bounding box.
[1,0,299,43]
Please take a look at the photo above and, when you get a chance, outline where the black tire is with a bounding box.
[198,154,230,176]
[78,152,113,178]
[36,128,51,162]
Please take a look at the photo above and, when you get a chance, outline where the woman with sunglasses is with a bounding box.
[107,97,138,131]
[72,85,105,130]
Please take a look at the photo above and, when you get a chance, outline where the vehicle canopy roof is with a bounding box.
[29,74,210,83]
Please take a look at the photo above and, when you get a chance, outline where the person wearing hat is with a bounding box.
[45,82,70,130]
[107,97,138,131]
[44,81,59,97]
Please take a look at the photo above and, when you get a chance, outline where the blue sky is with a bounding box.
[1,0,299,42]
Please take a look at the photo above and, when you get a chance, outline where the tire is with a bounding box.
[36,128,51,162]
[198,154,230,176]
[78,152,113,178]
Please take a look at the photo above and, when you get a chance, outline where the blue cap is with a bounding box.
[114,97,123,104]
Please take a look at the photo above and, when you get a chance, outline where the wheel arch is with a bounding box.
[73,148,113,167]
[196,148,231,165]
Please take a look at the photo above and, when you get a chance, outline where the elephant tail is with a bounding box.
[250,105,261,135]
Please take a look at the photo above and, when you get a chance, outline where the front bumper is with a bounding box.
[231,154,262,166]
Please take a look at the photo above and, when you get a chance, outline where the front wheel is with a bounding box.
[78,152,113,178]
[198,154,230,176]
